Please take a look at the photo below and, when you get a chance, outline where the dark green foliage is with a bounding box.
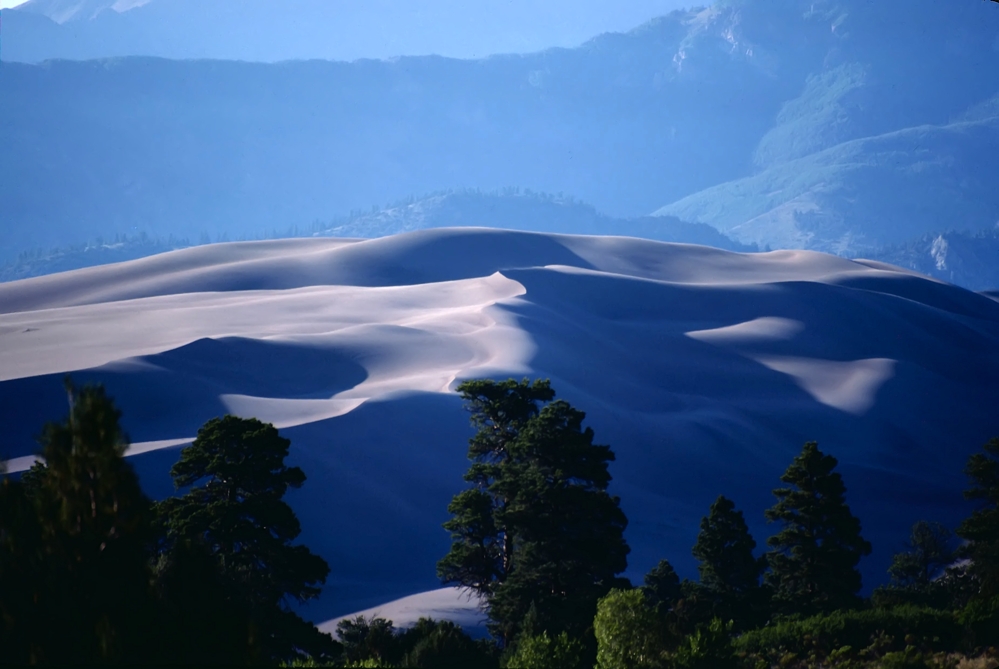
[156,415,335,663]
[438,379,629,644]
[505,630,586,669]
[151,536,263,664]
[690,496,767,629]
[958,595,999,649]
[670,618,737,669]
[336,616,398,665]
[18,460,47,499]
[644,559,682,609]
[888,522,955,589]
[639,561,703,651]
[957,438,999,599]
[400,618,498,669]
[735,606,962,665]
[872,521,959,612]
[0,382,156,664]
[332,616,497,668]
[764,442,872,616]
[0,468,47,665]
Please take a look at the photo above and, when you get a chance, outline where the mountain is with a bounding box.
[865,228,999,292]
[654,115,999,254]
[648,2,999,253]
[2,229,998,624]
[318,191,752,248]
[1,0,689,62]
[0,190,753,282]
[3,0,998,265]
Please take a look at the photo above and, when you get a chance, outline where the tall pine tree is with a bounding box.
[691,496,766,628]
[956,437,999,598]
[0,382,155,664]
[156,415,336,663]
[764,442,871,616]
[888,521,955,588]
[438,379,629,644]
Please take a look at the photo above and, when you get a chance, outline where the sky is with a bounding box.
[0,0,27,8]
[0,0,696,62]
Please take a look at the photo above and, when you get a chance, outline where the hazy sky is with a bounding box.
[1,0,696,61]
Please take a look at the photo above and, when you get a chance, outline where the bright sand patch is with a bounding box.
[1,228,997,624]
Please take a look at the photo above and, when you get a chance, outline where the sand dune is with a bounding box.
[1,227,997,627]
[317,587,487,638]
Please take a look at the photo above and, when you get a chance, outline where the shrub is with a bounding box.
[594,588,667,669]
[505,631,585,669]
[669,618,737,669]
[736,606,961,664]
[959,596,999,650]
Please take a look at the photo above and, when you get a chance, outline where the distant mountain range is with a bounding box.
[0,191,755,282]
[866,228,999,292]
[7,190,997,293]
[0,0,688,62]
[2,0,998,286]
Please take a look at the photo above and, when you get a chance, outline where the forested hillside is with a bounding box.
[2,0,997,264]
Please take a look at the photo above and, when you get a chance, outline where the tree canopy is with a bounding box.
[764,442,871,616]
[437,378,630,645]
[690,495,766,628]
[156,415,335,662]
[957,437,999,598]
[0,382,155,664]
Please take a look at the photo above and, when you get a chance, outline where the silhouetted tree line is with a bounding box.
[2,378,999,667]
[432,379,999,668]
[0,381,337,665]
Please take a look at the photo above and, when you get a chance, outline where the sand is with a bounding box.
[1,227,997,628]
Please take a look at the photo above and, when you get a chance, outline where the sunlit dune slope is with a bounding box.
[1,227,997,625]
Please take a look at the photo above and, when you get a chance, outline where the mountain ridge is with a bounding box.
[2,0,998,282]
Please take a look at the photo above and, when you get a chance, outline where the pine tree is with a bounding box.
[764,442,871,616]
[438,379,629,645]
[691,496,766,628]
[643,559,682,608]
[0,382,155,664]
[0,465,47,665]
[888,521,955,588]
[156,415,335,662]
[956,437,999,598]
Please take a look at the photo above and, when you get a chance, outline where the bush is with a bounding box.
[400,619,498,669]
[505,631,585,669]
[669,618,737,669]
[959,596,999,650]
[735,606,961,664]
[594,588,667,669]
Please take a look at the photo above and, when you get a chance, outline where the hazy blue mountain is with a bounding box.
[649,1,999,253]
[655,114,999,253]
[0,190,753,282]
[1,0,689,62]
[2,0,998,262]
[320,190,754,248]
[865,228,999,292]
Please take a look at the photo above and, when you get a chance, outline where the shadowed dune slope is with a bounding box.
[1,228,997,626]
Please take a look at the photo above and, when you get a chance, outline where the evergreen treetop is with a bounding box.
[691,495,766,629]
[1,382,155,664]
[156,415,334,661]
[764,442,871,616]
[957,437,999,598]
[438,378,629,646]
[888,521,955,588]
[692,495,763,596]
